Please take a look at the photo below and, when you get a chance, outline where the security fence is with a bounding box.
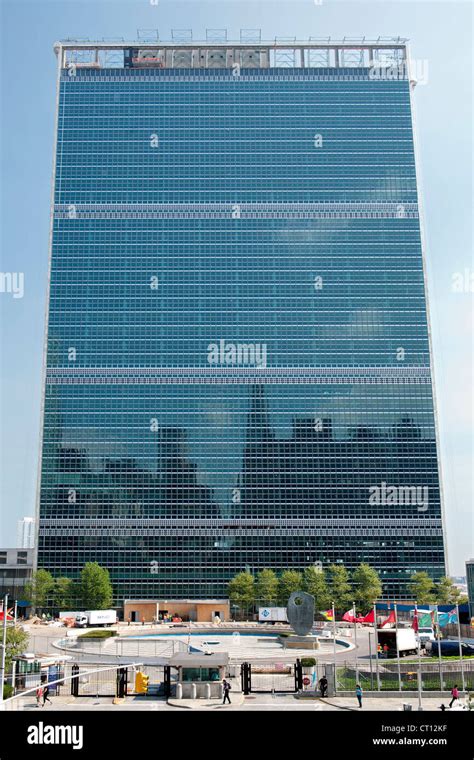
[336,659,474,692]
[0,663,146,710]
[69,663,171,697]
[240,660,303,693]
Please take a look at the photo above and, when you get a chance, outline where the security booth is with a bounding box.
[169,652,228,700]
[12,655,71,694]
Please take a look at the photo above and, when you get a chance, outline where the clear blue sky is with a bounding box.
[0,0,472,575]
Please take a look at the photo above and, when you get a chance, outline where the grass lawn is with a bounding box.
[78,629,117,639]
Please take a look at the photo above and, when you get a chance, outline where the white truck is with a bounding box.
[417,626,436,647]
[75,610,116,628]
[377,628,419,657]
[258,607,288,623]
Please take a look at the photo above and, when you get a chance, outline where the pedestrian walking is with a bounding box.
[222,678,232,705]
[383,643,389,658]
[42,685,52,706]
[449,685,459,708]
[355,683,363,708]
[36,686,43,708]
[318,676,328,698]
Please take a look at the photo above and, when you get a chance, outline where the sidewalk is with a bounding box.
[168,693,245,709]
[296,694,469,711]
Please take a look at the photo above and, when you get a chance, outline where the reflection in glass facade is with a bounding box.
[37,41,446,603]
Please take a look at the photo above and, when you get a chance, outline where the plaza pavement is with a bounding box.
[7,693,461,712]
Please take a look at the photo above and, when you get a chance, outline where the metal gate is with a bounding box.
[70,664,171,698]
[71,663,126,697]
[241,660,302,694]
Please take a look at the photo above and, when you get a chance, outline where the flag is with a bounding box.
[342,608,372,624]
[437,609,458,627]
[0,608,13,622]
[361,609,375,624]
[448,609,458,624]
[437,612,448,627]
[381,610,396,627]
[342,608,356,623]
[321,609,334,621]
[412,606,419,632]
[419,612,433,628]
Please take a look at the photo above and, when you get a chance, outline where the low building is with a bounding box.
[0,548,33,611]
[123,599,230,623]
[169,652,228,700]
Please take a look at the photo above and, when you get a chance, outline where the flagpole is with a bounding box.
[0,594,8,704]
[456,603,465,692]
[415,602,423,710]
[332,601,337,691]
[373,602,380,690]
[353,600,358,685]
[394,602,401,691]
[435,604,443,691]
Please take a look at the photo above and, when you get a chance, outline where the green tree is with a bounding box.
[255,569,279,605]
[24,569,55,611]
[327,564,352,611]
[5,626,29,673]
[228,572,255,616]
[278,570,303,605]
[302,565,330,610]
[79,563,113,609]
[53,577,75,610]
[352,563,383,612]
[435,576,464,605]
[408,571,435,604]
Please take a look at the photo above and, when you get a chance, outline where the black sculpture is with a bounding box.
[287,591,315,636]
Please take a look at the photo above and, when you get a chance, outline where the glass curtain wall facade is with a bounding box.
[37,41,446,603]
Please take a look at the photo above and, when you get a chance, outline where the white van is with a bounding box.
[417,626,436,646]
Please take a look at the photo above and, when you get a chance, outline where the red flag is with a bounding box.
[412,606,419,633]
[361,609,375,624]
[343,608,371,624]
[381,610,396,627]
[342,609,356,623]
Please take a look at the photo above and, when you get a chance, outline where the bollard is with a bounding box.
[176,683,182,700]
[191,683,197,700]
[205,683,211,699]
